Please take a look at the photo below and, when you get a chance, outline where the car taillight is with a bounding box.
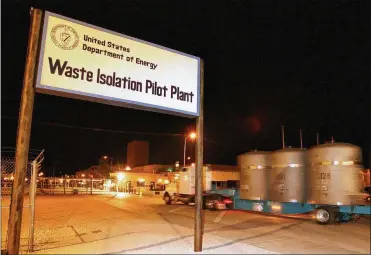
[223,199,233,205]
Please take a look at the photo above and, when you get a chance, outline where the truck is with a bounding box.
[163,166,370,224]
[163,165,212,205]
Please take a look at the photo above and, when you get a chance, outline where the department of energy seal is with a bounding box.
[50,24,79,50]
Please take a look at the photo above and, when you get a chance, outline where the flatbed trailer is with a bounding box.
[210,189,371,224]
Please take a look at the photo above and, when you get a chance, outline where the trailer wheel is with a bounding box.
[164,194,172,205]
[315,206,335,225]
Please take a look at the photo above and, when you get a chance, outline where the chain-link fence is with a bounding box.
[1,148,44,253]
[1,158,32,196]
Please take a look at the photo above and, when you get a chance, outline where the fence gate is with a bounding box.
[1,148,44,253]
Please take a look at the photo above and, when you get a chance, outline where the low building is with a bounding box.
[109,164,173,192]
[76,163,240,192]
[76,165,111,178]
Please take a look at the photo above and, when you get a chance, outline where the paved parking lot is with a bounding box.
[157,203,370,254]
[1,194,370,254]
[96,194,371,254]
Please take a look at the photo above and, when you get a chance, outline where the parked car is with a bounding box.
[202,193,233,210]
[364,187,371,202]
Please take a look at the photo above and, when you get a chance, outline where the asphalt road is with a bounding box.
[96,194,370,254]
[2,194,370,254]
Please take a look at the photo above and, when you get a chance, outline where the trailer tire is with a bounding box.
[315,206,335,225]
[164,194,172,205]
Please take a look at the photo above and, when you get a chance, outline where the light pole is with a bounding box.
[103,156,113,172]
[184,132,196,167]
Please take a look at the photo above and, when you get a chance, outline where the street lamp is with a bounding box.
[184,132,196,167]
[103,156,113,172]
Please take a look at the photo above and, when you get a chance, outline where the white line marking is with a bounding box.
[169,207,183,213]
[214,210,227,223]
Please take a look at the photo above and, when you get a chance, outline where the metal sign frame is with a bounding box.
[36,11,201,118]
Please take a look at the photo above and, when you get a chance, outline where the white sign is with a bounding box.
[36,11,200,117]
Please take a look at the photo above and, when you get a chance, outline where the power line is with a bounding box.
[2,116,237,147]
[203,138,235,147]
[1,147,43,152]
[2,116,183,137]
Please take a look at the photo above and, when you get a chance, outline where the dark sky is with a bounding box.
[2,0,370,175]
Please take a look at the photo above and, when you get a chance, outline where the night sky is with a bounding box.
[2,0,370,176]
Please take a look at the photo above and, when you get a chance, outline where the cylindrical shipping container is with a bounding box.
[308,142,364,205]
[240,151,271,200]
[270,148,308,203]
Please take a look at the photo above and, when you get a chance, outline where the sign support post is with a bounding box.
[9,7,202,254]
[7,8,43,255]
[194,59,204,252]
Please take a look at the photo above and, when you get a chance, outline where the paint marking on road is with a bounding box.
[169,207,183,213]
[214,210,227,223]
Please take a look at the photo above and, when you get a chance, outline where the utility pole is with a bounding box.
[316,133,320,145]
[194,59,204,252]
[7,8,43,255]
[300,129,303,149]
[184,136,187,167]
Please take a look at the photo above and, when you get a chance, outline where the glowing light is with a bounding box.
[81,174,85,177]
[157,179,163,183]
[125,166,131,171]
[138,178,145,182]
[191,163,195,167]
[10,176,14,180]
[334,161,339,165]
[271,205,281,211]
[116,193,127,198]
[164,180,170,184]
[117,172,124,181]
[189,132,196,139]
[342,161,354,165]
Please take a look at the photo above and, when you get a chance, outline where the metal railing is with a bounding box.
[37,177,143,195]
